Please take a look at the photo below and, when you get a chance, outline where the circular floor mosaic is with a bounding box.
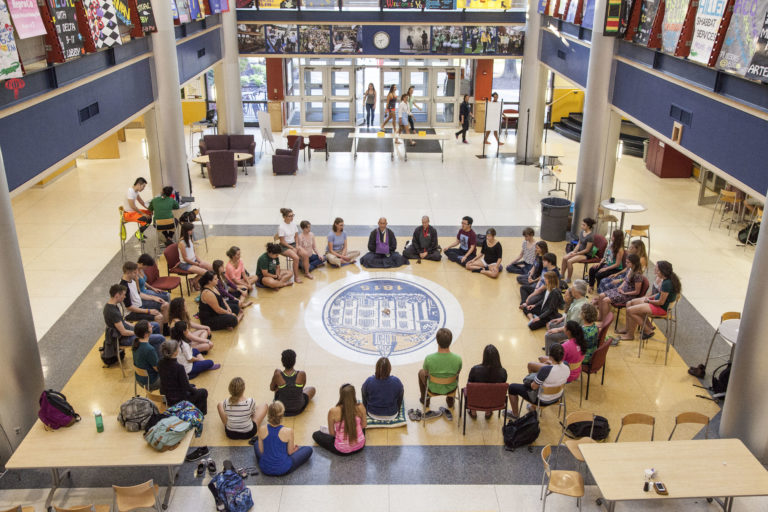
[304,272,464,365]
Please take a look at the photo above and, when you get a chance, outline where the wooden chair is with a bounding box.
[613,276,649,330]
[105,327,127,378]
[581,336,611,403]
[112,480,161,512]
[163,243,193,296]
[540,444,584,511]
[668,412,709,440]
[523,384,566,421]
[152,217,176,256]
[557,412,597,475]
[421,372,460,427]
[566,360,583,404]
[133,366,167,413]
[703,311,741,369]
[624,224,651,259]
[580,234,608,278]
[54,504,111,511]
[639,297,679,365]
[597,207,618,235]
[709,190,741,233]
[615,413,655,442]
[458,382,509,435]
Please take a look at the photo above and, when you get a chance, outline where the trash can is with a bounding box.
[540,197,572,242]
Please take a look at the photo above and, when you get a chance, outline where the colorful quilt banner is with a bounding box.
[745,11,768,81]
[6,0,47,38]
[0,0,22,78]
[716,0,768,75]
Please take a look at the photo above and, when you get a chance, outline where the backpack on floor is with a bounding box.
[502,411,540,452]
[564,415,610,441]
[737,223,760,245]
[711,362,731,396]
[100,327,124,366]
[118,396,159,432]
[208,467,254,512]
[144,416,191,451]
[38,390,80,429]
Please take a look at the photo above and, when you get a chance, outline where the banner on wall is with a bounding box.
[299,25,330,53]
[6,0,47,38]
[47,0,85,59]
[84,0,123,48]
[111,0,132,25]
[464,26,497,54]
[177,0,190,22]
[661,0,690,53]
[171,0,179,19]
[0,0,22,78]
[632,0,661,45]
[332,25,362,53]
[745,11,768,81]
[582,0,596,29]
[688,0,728,63]
[538,0,548,13]
[136,0,156,32]
[385,0,456,8]
[717,0,768,75]
[498,25,524,54]
[456,0,510,8]
[189,0,204,19]
[265,24,297,52]
[236,0,254,6]
[238,23,265,52]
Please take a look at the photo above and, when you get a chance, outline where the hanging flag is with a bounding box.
[46,0,85,60]
[688,0,728,63]
[717,0,768,75]
[745,11,768,81]
[6,0,46,38]
[111,0,132,25]
[189,0,204,19]
[177,0,190,21]
[0,0,22,78]
[84,0,122,48]
[136,0,156,32]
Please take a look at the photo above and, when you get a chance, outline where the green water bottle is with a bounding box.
[94,410,104,433]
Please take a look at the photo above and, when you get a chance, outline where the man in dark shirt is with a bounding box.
[444,216,477,266]
[103,284,165,352]
[360,218,409,268]
[455,94,473,143]
[403,216,441,261]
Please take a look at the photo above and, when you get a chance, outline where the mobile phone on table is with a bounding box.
[654,482,668,495]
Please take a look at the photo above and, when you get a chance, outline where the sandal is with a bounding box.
[439,407,453,421]
[207,458,217,476]
[407,408,423,422]
[195,461,206,478]
[424,410,442,420]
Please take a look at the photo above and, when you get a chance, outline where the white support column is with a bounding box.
[0,148,46,463]
[516,0,547,165]
[144,108,165,197]
[214,8,244,135]
[148,0,190,195]
[720,185,768,463]
[571,0,617,233]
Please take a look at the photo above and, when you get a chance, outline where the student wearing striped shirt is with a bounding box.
[217,377,268,441]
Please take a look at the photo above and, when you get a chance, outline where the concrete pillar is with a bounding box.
[144,108,165,197]
[571,0,617,233]
[516,0,547,164]
[720,186,768,463]
[214,8,244,135]
[148,0,190,196]
[0,148,45,464]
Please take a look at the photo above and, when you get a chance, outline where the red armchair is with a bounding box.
[229,135,256,165]
[286,135,307,161]
[208,150,238,188]
[273,138,300,175]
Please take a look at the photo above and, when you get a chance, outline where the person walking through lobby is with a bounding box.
[455,94,473,144]
[361,217,409,268]
[380,85,398,133]
[362,83,376,129]
[403,216,441,261]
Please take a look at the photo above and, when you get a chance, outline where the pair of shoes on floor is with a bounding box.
[439,407,453,421]
[185,446,209,462]
[195,457,217,478]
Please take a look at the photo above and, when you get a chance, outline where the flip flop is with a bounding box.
[195,461,205,478]
[439,407,453,421]
[407,408,423,421]
[424,410,442,420]
[207,458,217,476]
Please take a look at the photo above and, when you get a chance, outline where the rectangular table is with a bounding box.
[549,166,577,201]
[397,133,451,162]
[281,128,325,138]
[580,438,768,512]
[348,132,396,161]
[6,415,193,510]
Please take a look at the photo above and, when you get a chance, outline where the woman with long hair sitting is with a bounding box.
[171,321,219,379]
[169,297,212,352]
[213,260,253,310]
[467,344,508,418]
[532,321,585,383]
[312,384,367,456]
[177,222,212,290]
[619,260,681,341]
[198,271,241,331]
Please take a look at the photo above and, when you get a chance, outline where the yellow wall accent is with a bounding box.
[550,88,584,127]
[268,101,284,133]
[182,100,207,125]
[474,101,486,133]
[86,133,120,159]
[36,160,77,187]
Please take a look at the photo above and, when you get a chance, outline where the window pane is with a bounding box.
[492,59,521,105]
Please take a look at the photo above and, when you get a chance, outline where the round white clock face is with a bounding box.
[373,31,390,49]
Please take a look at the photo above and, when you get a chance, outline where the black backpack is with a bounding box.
[737,223,759,245]
[564,415,610,441]
[100,327,125,366]
[502,411,540,451]
[712,362,731,396]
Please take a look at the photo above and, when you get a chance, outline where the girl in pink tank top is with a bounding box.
[312,384,367,455]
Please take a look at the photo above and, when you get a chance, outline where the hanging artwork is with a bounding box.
[238,23,265,52]
[431,25,463,53]
[661,0,690,53]
[177,0,190,22]
[332,25,362,53]
[189,0,204,20]
[745,11,768,81]
[111,0,131,25]
[299,25,330,53]
[171,0,179,19]
[463,26,497,54]
[84,0,123,48]
[582,0,596,28]
[136,0,156,32]
[688,0,728,63]
[0,0,22,78]
[46,0,85,60]
[497,25,524,55]
[265,24,297,52]
[6,0,46,38]
[717,0,768,75]
[632,0,661,45]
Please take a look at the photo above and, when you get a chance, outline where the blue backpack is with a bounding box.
[208,469,253,512]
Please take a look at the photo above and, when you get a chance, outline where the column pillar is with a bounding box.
[571,0,617,233]
[0,148,45,464]
[214,8,244,135]
[144,108,165,197]
[720,186,768,463]
[516,0,547,164]
[147,0,189,196]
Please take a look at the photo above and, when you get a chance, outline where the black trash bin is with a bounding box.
[540,197,572,242]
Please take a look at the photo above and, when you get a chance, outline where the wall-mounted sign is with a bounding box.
[6,0,47,38]
[136,0,156,32]
[47,0,85,60]
[688,0,728,64]
[0,0,22,78]
[717,0,768,76]
[745,11,768,81]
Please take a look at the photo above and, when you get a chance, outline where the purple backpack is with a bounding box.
[38,390,80,429]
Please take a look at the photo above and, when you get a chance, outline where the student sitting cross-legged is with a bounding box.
[217,377,268,442]
[312,384,367,456]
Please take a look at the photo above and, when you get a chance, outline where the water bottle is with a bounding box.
[94,410,104,433]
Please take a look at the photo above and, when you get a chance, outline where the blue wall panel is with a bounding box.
[0,59,154,191]
[540,29,589,88]
[177,29,222,84]
[612,61,768,193]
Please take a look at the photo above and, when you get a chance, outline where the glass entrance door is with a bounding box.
[406,68,429,126]
[302,66,326,125]
[329,67,353,125]
[432,67,459,126]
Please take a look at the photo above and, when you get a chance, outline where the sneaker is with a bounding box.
[462,140,469,144]
[185,446,210,462]
[135,230,144,241]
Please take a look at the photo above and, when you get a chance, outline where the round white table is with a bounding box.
[599,199,647,231]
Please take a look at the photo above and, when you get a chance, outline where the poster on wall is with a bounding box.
[237,23,265,52]
[0,0,22,78]
[745,12,768,81]
[136,0,156,32]
[497,26,524,55]
[176,0,191,22]
[688,0,728,63]
[189,0,204,20]
[171,0,179,20]
[258,0,298,7]
[46,0,85,59]
[582,0,596,28]
[632,0,662,45]
[265,24,297,52]
[299,25,330,53]
[6,0,46,38]
[332,25,362,53]
[431,26,462,53]
[304,0,334,6]
[385,0,456,7]
[661,0,690,53]
[457,0,509,7]
[538,0,548,13]
[111,0,132,26]
[717,0,768,75]
[85,0,123,48]
[236,0,254,6]
[400,25,431,53]
[463,26,497,54]
[566,0,582,23]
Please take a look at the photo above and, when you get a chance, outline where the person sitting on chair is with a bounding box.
[524,271,564,331]
[137,253,171,303]
[544,279,588,351]
[417,328,462,418]
[506,343,568,419]
[147,186,179,246]
[561,217,596,285]
[123,177,152,241]
[103,284,165,352]
[466,228,503,278]
[360,217,409,268]
[467,344,507,419]
[619,260,680,342]
[403,216,441,261]
[529,321,585,383]
[120,261,169,327]
[443,216,477,266]
[362,357,404,418]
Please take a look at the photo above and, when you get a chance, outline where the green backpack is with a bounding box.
[144,416,191,451]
